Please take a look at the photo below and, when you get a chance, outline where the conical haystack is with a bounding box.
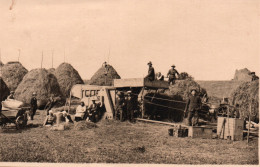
[48,68,55,74]
[0,77,10,101]
[1,61,28,91]
[231,80,259,122]
[15,68,63,108]
[54,63,84,97]
[89,64,121,86]
[165,78,207,101]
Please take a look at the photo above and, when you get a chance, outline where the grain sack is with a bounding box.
[1,61,28,91]
[14,68,63,108]
[89,64,120,86]
[54,63,84,97]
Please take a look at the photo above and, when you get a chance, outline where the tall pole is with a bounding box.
[247,98,252,144]
[52,50,54,68]
[63,48,65,63]
[18,49,20,62]
[41,51,43,69]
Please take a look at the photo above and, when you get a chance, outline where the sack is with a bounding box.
[2,99,24,109]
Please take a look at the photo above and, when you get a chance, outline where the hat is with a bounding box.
[49,110,53,114]
[147,61,152,65]
[190,89,197,92]
[171,64,176,67]
[251,72,255,74]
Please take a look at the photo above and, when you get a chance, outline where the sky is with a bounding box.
[0,0,259,80]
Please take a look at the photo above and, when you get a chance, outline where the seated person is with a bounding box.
[87,99,99,122]
[7,91,15,100]
[43,110,56,126]
[62,111,74,124]
[75,102,87,121]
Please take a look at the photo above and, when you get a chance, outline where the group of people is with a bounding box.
[145,61,180,85]
[115,91,137,122]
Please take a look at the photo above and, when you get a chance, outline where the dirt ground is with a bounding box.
[0,110,258,164]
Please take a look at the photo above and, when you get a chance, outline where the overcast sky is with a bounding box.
[0,0,259,80]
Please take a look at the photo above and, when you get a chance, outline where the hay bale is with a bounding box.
[1,61,28,91]
[54,63,84,97]
[14,68,63,108]
[233,68,252,81]
[165,78,207,101]
[89,64,120,86]
[0,77,10,101]
[231,80,259,122]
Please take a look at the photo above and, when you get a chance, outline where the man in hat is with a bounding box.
[30,92,38,120]
[145,61,155,81]
[251,72,259,81]
[88,99,99,122]
[184,89,201,126]
[7,91,15,100]
[125,91,136,122]
[167,64,179,85]
[115,91,126,121]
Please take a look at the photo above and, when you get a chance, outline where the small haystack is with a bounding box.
[54,63,84,97]
[1,61,28,91]
[89,64,121,86]
[166,79,207,101]
[231,80,259,122]
[0,77,10,101]
[14,68,63,108]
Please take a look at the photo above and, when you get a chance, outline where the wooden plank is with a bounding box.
[136,118,189,128]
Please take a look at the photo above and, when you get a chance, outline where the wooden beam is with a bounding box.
[136,118,189,128]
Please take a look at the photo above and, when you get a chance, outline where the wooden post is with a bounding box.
[18,49,20,62]
[247,99,252,143]
[41,51,43,69]
[52,50,54,68]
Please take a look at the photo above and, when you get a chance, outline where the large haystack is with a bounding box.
[48,68,55,74]
[0,77,10,101]
[1,61,28,91]
[14,68,63,108]
[54,63,84,97]
[165,79,207,101]
[89,64,121,86]
[231,80,259,122]
[233,68,252,81]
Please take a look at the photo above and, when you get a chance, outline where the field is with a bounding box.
[0,110,258,164]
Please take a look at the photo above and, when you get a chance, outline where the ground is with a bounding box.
[0,110,258,164]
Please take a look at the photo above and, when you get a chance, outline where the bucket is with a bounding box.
[168,128,173,136]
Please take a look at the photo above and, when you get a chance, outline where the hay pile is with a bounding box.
[231,80,259,122]
[1,61,28,91]
[48,68,55,74]
[233,68,252,81]
[89,64,120,86]
[14,68,63,108]
[73,121,98,130]
[54,63,84,97]
[165,78,207,101]
[0,77,10,101]
[0,61,4,66]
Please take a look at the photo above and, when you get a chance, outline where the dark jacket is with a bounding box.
[146,66,155,81]
[126,97,136,112]
[185,95,201,111]
[30,97,37,109]
[167,69,179,79]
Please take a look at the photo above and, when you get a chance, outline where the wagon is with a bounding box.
[0,106,29,130]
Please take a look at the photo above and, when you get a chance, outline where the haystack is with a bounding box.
[165,78,207,101]
[54,63,84,97]
[233,68,252,81]
[89,64,120,86]
[1,61,28,91]
[14,68,63,108]
[0,61,4,66]
[231,80,259,122]
[48,68,55,74]
[0,77,10,101]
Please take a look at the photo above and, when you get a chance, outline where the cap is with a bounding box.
[147,61,152,65]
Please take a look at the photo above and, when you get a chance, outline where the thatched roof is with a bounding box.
[0,77,10,101]
[14,68,63,108]
[1,61,28,91]
[89,64,121,86]
[231,80,259,122]
[165,79,207,101]
[54,63,84,97]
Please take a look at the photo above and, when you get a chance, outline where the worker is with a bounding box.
[75,101,87,122]
[45,94,55,115]
[115,91,126,121]
[7,91,15,100]
[145,61,155,81]
[88,99,99,122]
[30,92,38,120]
[251,72,259,81]
[156,72,164,81]
[167,64,179,85]
[43,110,56,126]
[126,91,136,122]
[62,111,74,124]
[184,89,201,126]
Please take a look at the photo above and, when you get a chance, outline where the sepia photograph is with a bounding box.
[0,0,259,166]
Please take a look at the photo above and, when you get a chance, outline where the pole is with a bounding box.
[41,51,43,69]
[52,50,54,68]
[63,49,65,63]
[18,49,20,62]
[247,99,252,143]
